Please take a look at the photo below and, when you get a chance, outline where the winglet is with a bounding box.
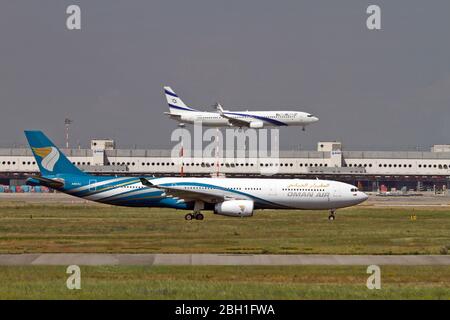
[140,177,154,187]
[215,103,225,115]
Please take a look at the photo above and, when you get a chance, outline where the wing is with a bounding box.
[140,178,237,203]
[221,114,253,127]
[216,103,252,127]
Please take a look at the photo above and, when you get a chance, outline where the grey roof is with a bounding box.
[343,151,450,160]
[1,147,450,160]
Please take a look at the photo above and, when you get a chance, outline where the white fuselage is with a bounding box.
[145,177,368,210]
[169,110,319,128]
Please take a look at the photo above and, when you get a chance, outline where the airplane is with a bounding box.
[24,131,368,221]
[163,86,319,130]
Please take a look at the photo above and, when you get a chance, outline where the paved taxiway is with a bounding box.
[0,254,449,266]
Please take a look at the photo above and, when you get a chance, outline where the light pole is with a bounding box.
[65,118,73,148]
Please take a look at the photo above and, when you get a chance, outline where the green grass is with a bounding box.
[0,265,448,299]
[0,203,449,254]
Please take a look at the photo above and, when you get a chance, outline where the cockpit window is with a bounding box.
[307,114,315,117]
[351,188,358,192]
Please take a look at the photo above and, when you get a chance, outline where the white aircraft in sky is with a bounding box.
[164,86,319,129]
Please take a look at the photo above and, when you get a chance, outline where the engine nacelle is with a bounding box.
[249,121,264,129]
[214,200,254,217]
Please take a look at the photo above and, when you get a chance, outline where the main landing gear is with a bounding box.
[185,200,205,221]
[185,213,204,221]
[328,209,336,221]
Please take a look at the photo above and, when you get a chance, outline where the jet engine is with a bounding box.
[214,200,254,217]
[249,121,264,129]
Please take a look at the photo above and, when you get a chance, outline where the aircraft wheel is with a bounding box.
[328,214,335,221]
[185,213,194,221]
[195,213,204,220]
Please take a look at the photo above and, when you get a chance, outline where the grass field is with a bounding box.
[0,202,449,254]
[0,265,448,299]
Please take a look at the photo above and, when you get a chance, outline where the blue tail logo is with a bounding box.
[25,130,86,176]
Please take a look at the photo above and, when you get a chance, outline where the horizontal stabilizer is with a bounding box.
[26,175,64,188]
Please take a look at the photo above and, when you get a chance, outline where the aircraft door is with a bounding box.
[89,179,97,191]
[268,185,278,197]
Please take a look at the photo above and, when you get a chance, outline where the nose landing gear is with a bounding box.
[328,209,336,221]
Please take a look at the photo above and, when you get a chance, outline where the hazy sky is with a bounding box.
[1,1,449,150]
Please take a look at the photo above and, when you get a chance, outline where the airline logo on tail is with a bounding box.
[164,86,197,112]
[32,147,60,172]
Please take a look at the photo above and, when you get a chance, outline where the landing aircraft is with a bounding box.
[24,131,367,221]
[163,86,319,130]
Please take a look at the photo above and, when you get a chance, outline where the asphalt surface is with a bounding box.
[0,254,449,266]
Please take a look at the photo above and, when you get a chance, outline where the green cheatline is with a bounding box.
[0,265,449,299]
[0,204,449,255]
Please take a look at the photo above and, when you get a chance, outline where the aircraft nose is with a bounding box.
[360,192,369,202]
[311,116,319,122]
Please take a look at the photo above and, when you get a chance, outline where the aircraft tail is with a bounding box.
[163,86,197,114]
[24,130,86,176]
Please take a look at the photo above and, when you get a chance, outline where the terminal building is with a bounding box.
[1,139,449,192]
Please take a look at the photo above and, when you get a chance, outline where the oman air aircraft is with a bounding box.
[164,86,319,130]
[24,131,367,221]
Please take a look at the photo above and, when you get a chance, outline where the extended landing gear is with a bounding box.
[328,209,336,221]
[185,201,205,221]
[184,213,204,221]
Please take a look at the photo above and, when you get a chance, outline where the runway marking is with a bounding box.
[0,254,449,266]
